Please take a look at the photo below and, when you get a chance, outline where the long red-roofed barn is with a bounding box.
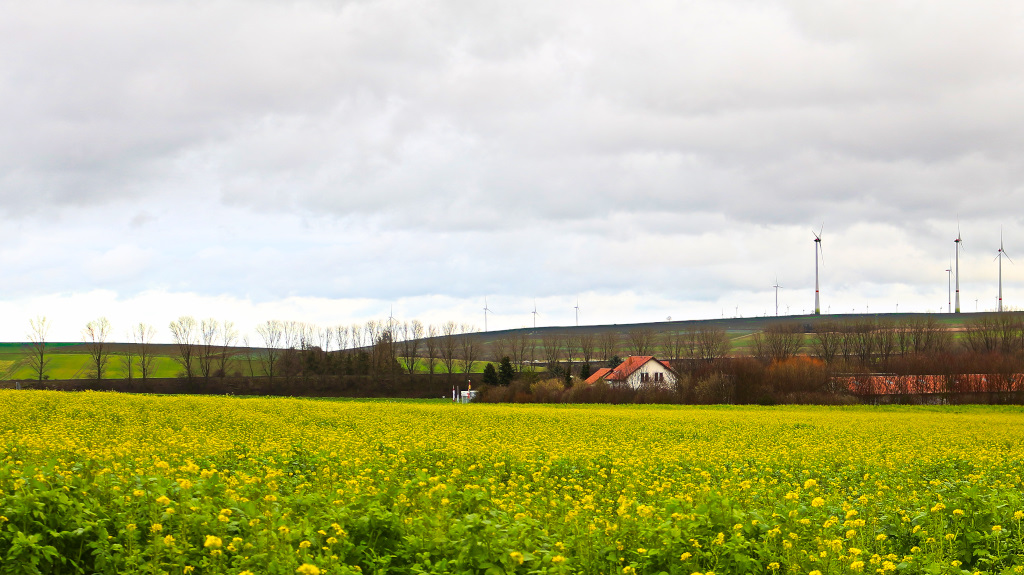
[584,356,678,389]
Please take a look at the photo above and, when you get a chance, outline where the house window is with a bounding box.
[640,372,650,383]
[654,372,664,383]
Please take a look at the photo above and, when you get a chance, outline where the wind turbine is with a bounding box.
[532,299,538,329]
[772,277,783,317]
[574,298,580,327]
[813,225,824,315]
[483,297,493,332]
[945,263,952,313]
[996,228,1013,312]
[955,223,963,314]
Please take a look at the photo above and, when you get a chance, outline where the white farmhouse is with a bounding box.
[584,356,678,389]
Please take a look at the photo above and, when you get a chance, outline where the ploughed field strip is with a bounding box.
[1,392,1024,574]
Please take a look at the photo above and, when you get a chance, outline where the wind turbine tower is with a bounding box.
[532,299,538,329]
[483,297,492,332]
[955,226,962,314]
[813,226,823,315]
[996,228,1012,312]
[574,298,580,327]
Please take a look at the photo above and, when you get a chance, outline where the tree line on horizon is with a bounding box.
[18,314,1024,403]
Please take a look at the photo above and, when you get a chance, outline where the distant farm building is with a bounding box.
[585,356,678,389]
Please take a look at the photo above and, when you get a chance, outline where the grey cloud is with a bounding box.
[4,0,1024,320]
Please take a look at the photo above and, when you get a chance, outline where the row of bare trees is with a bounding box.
[25,316,161,382]
[21,314,737,384]
[522,326,731,369]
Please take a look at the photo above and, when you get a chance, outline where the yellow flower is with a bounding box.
[296,565,321,575]
[163,535,175,546]
[156,496,171,505]
[299,540,312,548]
[552,555,565,563]
[183,567,194,574]
[876,534,887,541]
[680,552,692,561]
[810,571,823,575]
[510,551,524,565]
[204,535,223,548]
[850,560,864,571]
[811,497,825,507]
[150,523,163,533]
[992,525,1003,532]
[768,562,780,571]
[804,479,818,489]
[1015,510,1024,520]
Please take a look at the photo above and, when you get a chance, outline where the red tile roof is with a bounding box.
[606,356,655,381]
[584,367,612,385]
[584,357,678,385]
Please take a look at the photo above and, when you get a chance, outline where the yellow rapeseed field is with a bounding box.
[1,391,1024,574]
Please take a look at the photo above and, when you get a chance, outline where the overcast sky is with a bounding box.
[2,0,1024,342]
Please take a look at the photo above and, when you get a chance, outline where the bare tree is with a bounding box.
[423,324,439,375]
[751,323,803,364]
[82,317,112,380]
[458,324,480,377]
[26,316,51,382]
[626,328,655,356]
[540,331,563,367]
[314,325,334,382]
[350,324,364,349]
[491,334,511,364]
[256,320,284,381]
[218,320,238,377]
[811,321,841,364]
[439,321,459,382]
[169,316,199,383]
[133,323,157,380]
[657,330,689,361]
[578,332,597,366]
[510,331,530,372]
[198,318,219,382]
[334,325,350,351]
[873,320,898,363]
[117,329,138,383]
[597,330,620,362]
[399,320,424,376]
[527,331,539,371]
[694,326,730,363]
[241,335,258,378]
